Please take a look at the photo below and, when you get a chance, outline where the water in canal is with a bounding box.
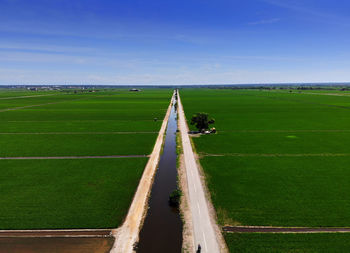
[137,98,183,252]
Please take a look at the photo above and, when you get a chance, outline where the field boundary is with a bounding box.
[223,226,350,233]
[0,132,158,135]
[0,155,149,160]
[220,129,350,133]
[0,229,112,238]
[203,153,350,157]
[110,91,175,253]
[0,94,57,100]
[0,96,93,112]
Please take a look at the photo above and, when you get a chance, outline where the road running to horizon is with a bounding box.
[177,92,221,253]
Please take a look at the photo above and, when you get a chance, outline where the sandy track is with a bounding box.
[0,155,149,160]
[223,226,350,233]
[110,92,174,253]
[177,92,225,253]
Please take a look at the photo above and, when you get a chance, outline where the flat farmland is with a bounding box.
[0,89,58,98]
[0,133,157,156]
[202,156,350,227]
[0,158,147,229]
[180,89,350,251]
[0,89,172,229]
[225,233,350,253]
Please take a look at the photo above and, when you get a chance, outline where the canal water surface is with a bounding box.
[137,99,183,252]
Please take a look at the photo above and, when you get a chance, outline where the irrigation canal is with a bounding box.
[137,99,183,252]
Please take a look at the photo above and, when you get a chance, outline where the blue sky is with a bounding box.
[0,0,349,85]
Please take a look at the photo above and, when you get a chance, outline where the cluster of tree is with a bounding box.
[190,113,215,131]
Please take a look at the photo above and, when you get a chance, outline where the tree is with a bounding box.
[190,112,215,131]
[169,189,181,207]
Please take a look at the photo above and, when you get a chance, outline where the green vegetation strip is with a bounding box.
[202,156,350,227]
[0,134,157,157]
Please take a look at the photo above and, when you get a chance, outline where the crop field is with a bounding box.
[225,233,350,253]
[180,89,350,251]
[0,88,172,229]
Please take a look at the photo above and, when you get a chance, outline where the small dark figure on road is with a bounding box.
[196,244,201,253]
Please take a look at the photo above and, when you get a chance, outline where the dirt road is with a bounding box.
[177,92,222,253]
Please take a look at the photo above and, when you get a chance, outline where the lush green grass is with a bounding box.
[180,88,350,229]
[0,94,79,110]
[0,89,171,132]
[0,88,172,229]
[0,90,59,98]
[0,133,157,156]
[0,158,147,229]
[181,89,350,131]
[0,89,172,157]
[192,131,350,155]
[0,120,162,133]
[202,156,350,227]
[225,233,350,253]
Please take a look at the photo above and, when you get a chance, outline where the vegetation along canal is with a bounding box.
[137,96,183,252]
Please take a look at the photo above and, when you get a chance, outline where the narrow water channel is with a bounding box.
[137,98,183,253]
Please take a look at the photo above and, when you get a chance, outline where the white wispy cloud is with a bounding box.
[0,43,95,54]
[262,0,350,26]
[248,18,280,25]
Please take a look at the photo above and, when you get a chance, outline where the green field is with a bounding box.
[202,156,350,227]
[0,158,147,229]
[225,233,350,253]
[180,89,350,251]
[0,88,172,229]
[0,133,157,156]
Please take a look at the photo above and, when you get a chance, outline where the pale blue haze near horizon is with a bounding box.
[0,0,349,85]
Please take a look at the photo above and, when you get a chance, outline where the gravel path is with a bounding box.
[178,92,223,253]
